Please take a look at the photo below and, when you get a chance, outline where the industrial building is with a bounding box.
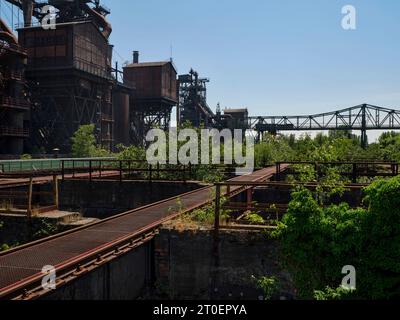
[123,52,177,146]
[18,20,114,152]
[0,0,250,156]
[0,16,30,155]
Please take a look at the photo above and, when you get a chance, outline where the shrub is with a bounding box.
[276,175,400,299]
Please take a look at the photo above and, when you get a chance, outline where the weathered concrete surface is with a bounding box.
[58,180,202,218]
[42,241,152,300]
[0,211,98,245]
[0,214,61,245]
[154,225,295,300]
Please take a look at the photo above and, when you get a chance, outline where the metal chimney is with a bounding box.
[133,51,139,64]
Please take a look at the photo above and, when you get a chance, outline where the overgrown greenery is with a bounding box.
[70,122,400,184]
[244,212,266,225]
[255,131,400,167]
[32,219,59,240]
[0,221,9,252]
[71,124,110,158]
[20,154,32,160]
[253,276,280,300]
[273,175,400,300]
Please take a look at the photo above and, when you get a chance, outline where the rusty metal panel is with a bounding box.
[113,89,130,146]
[73,22,110,78]
[18,25,70,69]
[161,63,177,101]
[124,62,177,103]
[18,22,110,79]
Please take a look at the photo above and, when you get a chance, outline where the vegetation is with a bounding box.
[273,175,400,300]
[71,124,110,158]
[253,276,280,300]
[0,221,9,252]
[20,154,32,160]
[32,219,59,240]
[314,286,356,301]
[244,212,266,225]
[188,198,231,225]
[70,123,400,184]
[255,131,400,167]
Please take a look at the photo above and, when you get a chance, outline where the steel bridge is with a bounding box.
[249,104,400,147]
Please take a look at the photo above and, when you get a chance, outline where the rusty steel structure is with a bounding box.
[250,104,400,148]
[2,1,179,153]
[123,52,178,146]
[0,167,277,300]
[0,8,30,154]
[12,0,114,153]
[178,69,215,128]
[275,160,399,183]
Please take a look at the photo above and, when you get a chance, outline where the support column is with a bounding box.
[361,104,368,149]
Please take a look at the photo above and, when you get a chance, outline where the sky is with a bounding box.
[107,0,400,120]
[1,0,399,140]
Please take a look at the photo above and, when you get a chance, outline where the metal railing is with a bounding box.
[60,159,194,183]
[0,157,115,174]
[276,161,399,182]
[0,97,30,110]
[0,176,59,219]
[2,71,24,81]
[0,126,29,137]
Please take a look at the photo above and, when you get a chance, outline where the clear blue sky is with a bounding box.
[108,0,400,118]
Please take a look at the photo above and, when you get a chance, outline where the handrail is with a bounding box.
[275,161,399,182]
[0,97,30,109]
[0,126,29,136]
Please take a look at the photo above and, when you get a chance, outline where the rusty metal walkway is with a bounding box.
[0,167,280,299]
[0,171,119,189]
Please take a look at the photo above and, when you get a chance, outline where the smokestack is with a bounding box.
[133,51,139,64]
[22,0,34,27]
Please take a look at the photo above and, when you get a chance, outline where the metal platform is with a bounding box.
[0,167,280,299]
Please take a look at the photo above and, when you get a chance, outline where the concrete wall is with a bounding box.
[43,241,152,300]
[58,180,201,218]
[0,215,60,246]
[154,226,295,300]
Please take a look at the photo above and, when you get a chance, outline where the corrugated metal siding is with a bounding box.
[19,22,111,79]
[124,62,177,102]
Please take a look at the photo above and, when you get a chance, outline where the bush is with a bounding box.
[275,175,400,299]
[253,276,280,300]
[71,125,109,158]
[314,286,356,300]
[244,212,266,225]
[20,154,32,160]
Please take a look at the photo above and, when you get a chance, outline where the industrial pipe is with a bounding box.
[85,4,112,39]
[0,18,18,45]
[22,0,34,27]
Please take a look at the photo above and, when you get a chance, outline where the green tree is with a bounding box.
[275,175,400,300]
[71,125,109,158]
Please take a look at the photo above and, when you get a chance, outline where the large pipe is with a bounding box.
[0,17,18,45]
[85,4,112,39]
